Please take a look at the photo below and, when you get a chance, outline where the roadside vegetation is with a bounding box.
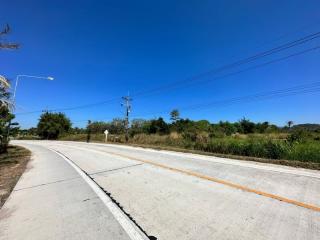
[37,111,71,139]
[0,25,31,207]
[0,76,19,154]
[0,145,31,207]
[18,110,320,169]
[1,24,20,154]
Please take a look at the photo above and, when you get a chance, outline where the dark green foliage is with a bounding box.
[130,119,150,136]
[170,119,193,133]
[85,119,126,135]
[0,83,18,153]
[170,109,180,121]
[148,117,169,135]
[87,121,109,134]
[0,107,16,153]
[107,118,126,134]
[37,112,71,139]
[70,127,86,134]
[217,121,237,135]
[291,124,320,132]
[255,121,270,133]
[238,118,256,134]
[287,130,310,144]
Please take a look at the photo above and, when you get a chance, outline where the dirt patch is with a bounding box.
[0,145,31,208]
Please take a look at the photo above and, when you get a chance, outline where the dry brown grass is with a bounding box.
[0,145,31,207]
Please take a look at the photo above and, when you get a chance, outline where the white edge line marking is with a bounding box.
[48,148,149,240]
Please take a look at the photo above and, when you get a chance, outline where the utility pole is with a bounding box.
[86,120,91,143]
[121,95,132,142]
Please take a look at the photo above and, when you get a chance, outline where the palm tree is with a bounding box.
[0,75,10,87]
[0,75,12,109]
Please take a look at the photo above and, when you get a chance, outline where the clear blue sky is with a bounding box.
[1,0,320,128]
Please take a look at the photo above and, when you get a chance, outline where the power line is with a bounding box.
[132,31,320,98]
[15,97,121,115]
[15,44,320,116]
[71,82,320,123]
[130,82,320,119]
[15,31,320,116]
[132,45,320,100]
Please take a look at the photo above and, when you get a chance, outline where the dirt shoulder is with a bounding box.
[0,145,31,208]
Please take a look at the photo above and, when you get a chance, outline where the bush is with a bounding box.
[37,112,71,139]
[193,138,288,159]
[286,142,320,163]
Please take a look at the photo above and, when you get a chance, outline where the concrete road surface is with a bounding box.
[1,140,320,240]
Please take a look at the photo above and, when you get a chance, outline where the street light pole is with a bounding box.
[6,74,54,141]
[12,75,54,102]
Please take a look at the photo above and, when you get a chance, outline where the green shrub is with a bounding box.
[193,138,288,159]
[286,142,320,163]
[59,132,320,163]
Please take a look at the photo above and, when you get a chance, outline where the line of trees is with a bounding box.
[20,108,310,141]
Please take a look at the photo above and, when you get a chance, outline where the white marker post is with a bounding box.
[104,129,109,142]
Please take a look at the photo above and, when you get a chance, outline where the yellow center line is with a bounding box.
[55,143,320,212]
[104,150,320,212]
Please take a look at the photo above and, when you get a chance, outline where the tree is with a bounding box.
[87,121,109,134]
[170,118,193,133]
[287,121,294,129]
[0,106,16,153]
[170,109,180,122]
[108,118,126,134]
[238,118,255,134]
[0,75,12,109]
[148,117,169,134]
[256,121,269,133]
[130,119,149,136]
[37,112,71,139]
[218,121,237,135]
[0,76,16,153]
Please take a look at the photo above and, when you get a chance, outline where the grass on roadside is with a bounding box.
[59,133,320,170]
[0,145,31,207]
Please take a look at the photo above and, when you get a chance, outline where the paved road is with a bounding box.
[2,140,320,239]
[0,141,149,240]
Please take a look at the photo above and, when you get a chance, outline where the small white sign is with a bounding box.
[104,130,109,142]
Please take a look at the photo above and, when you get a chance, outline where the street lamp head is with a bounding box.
[47,76,54,80]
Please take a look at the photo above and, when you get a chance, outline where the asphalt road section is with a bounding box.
[2,140,320,240]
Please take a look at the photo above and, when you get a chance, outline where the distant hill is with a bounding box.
[291,124,320,131]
